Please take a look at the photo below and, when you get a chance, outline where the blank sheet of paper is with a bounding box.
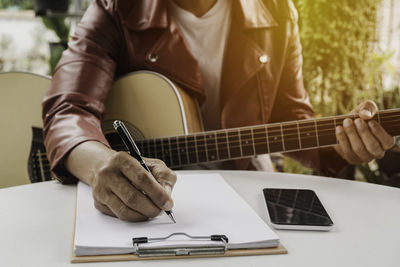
[74,173,279,256]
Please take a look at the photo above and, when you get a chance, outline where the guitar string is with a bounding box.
[36,123,400,164]
[34,112,400,157]
[34,113,400,161]
[35,117,400,159]
[150,113,400,142]
[115,121,400,152]
[128,114,400,145]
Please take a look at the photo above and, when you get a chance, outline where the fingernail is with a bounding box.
[163,200,173,211]
[355,119,361,127]
[362,110,372,117]
[343,119,352,127]
[335,126,342,134]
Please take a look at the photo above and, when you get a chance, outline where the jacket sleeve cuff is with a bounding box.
[317,147,353,179]
[49,137,110,184]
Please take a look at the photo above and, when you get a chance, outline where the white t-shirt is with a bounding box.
[168,1,274,171]
[168,0,232,130]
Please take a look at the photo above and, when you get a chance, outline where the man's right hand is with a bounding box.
[66,141,177,222]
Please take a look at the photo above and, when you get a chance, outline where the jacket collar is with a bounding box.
[121,0,278,31]
[120,0,168,31]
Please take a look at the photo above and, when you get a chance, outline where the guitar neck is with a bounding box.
[129,108,400,168]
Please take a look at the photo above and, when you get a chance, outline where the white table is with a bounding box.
[1,170,399,266]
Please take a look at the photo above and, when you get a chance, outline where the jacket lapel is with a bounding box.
[220,0,279,108]
[145,21,205,100]
[120,0,204,99]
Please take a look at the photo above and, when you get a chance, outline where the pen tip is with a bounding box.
[168,212,176,223]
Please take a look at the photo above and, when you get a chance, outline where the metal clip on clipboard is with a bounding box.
[132,232,229,257]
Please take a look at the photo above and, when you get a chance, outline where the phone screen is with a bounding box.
[263,188,333,228]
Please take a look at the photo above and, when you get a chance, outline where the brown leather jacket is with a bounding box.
[42,0,348,183]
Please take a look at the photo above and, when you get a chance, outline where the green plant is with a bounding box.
[283,0,400,186]
[42,17,70,41]
[41,17,70,74]
[293,0,381,115]
[0,0,33,9]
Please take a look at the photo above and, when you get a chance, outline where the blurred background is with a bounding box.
[0,0,399,186]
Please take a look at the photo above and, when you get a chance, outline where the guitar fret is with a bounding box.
[194,134,199,163]
[333,117,339,144]
[297,122,302,149]
[176,137,181,166]
[204,134,209,161]
[314,120,320,147]
[178,136,188,165]
[238,129,243,157]
[282,123,300,151]
[227,130,241,158]
[195,134,208,163]
[253,126,268,154]
[146,139,151,158]
[280,124,286,152]
[177,137,182,166]
[299,121,318,149]
[37,149,46,182]
[251,128,256,155]
[185,135,190,164]
[205,133,217,161]
[265,125,270,153]
[160,138,165,162]
[215,132,220,161]
[225,129,231,159]
[167,137,173,167]
[240,128,255,157]
[186,135,197,164]
[267,125,283,153]
[216,130,229,160]
[169,137,180,166]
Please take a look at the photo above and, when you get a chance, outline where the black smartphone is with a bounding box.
[263,188,334,231]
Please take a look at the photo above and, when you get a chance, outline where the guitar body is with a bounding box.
[0,72,50,187]
[0,71,202,188]
[103,71,202,139]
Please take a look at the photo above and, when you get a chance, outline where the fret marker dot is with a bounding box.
[211,155,215,159]
[274,137,277,140]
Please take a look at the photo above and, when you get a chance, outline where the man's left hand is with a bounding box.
[334,100,395,165]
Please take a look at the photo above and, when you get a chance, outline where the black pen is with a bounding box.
[113,120,176,223]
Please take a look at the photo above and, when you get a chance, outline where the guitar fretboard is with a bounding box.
[108,108,400,168]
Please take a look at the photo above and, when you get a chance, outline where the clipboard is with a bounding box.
[71,231,287,263]
[71,174,288,263]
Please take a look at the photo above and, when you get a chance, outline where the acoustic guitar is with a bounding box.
[1,71,399,185]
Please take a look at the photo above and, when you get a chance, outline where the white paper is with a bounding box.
[74,173,279,256]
